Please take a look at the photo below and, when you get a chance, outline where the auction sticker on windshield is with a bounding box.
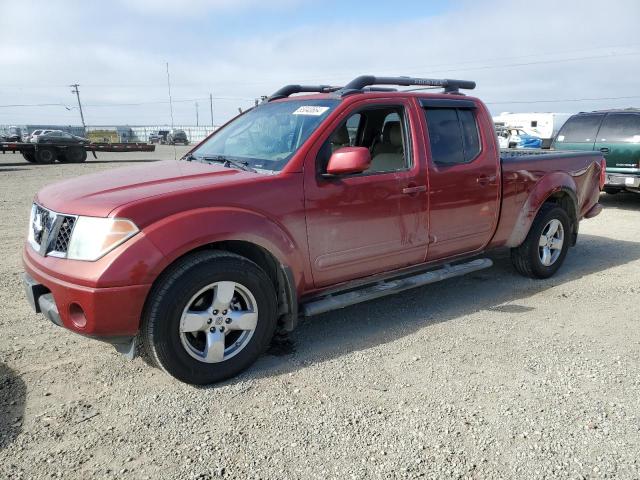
[292,106,330,116]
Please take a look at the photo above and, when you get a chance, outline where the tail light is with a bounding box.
[599,158,606,190]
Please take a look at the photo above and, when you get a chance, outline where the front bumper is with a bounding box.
[605,174,640,189]
[23,250,151,340]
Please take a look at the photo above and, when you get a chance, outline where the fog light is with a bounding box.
[69,303,87,329]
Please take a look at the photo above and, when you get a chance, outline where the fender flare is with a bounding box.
[506,172,578,248]
[141,207,306,329]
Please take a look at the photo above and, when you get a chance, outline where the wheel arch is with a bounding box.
[145,239,299,333]
[506,172,579,247]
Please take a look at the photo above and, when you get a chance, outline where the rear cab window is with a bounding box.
[423,107,481,165]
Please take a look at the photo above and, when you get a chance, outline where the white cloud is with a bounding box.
[1,0,639,126]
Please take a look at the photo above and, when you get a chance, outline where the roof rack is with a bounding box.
[338,75,476,96]
[267,85,341,102]
[266,75,476,102]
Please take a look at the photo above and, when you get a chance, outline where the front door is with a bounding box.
[421,100,500,260]
[304,99,429,288]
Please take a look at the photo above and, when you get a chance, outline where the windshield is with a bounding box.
[190,99,339,171]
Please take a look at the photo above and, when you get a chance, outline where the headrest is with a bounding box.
[384,122,402,147]
[331,125,350,145]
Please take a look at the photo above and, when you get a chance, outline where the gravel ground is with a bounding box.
[1,146,639,479]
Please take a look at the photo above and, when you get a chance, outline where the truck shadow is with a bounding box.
[0,363,26,451]
[243,233,640,381]
[599,191,640,211]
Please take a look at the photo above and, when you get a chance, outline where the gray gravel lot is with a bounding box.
[1,146,639,479]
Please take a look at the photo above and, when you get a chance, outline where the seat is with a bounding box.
[368,122,405,172]
[330,125,350,152]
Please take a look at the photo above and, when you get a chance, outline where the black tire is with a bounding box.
[604,187,621,195]
[58,147,87,163]
[35,147,57,164]
[510,204,571,279]
[22,152,36,163]
[140,250,278,385]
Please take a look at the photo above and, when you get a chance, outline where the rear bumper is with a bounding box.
[23,251,151,339]
[605,174,640,189]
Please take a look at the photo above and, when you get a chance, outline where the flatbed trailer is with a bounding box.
[0,141,155,164]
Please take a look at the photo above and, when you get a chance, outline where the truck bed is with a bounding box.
[491,149,603,249]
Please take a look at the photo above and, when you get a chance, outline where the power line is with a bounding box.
[485,95,640,105]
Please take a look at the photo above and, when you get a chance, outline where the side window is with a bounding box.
[597,113,640,143]
[318,106,410,175]
[424,108,464,165]
[555,114,603,143]
[459,109,480,162]
[424,108,480,165]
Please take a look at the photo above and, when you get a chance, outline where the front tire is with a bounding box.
[140,251,278,385]
[511,204,571,279]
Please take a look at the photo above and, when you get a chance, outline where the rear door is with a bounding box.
[421,99,500,260]
[553,113,604,152]
[594,112,640,174]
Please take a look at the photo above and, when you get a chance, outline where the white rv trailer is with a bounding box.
[492,112,571,148]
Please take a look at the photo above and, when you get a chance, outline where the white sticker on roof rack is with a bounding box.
[293,106,330,116]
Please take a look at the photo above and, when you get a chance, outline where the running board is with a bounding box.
[301,258,493,317]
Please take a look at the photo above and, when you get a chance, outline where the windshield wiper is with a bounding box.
[185,154,256,173]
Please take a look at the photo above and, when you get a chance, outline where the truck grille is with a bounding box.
[30,204,77,257]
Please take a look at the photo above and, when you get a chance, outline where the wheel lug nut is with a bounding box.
[219,326,225,332]
[207,319,212,324]
[225,318,232,324]
[213,310,218,315]
[222,310,228,315]
[209,327,215,332]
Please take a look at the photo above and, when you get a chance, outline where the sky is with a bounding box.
[1,0,639,127]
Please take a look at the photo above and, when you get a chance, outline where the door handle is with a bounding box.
[476,175,497,186]
[599,147,610,154]
[402,185,427,195]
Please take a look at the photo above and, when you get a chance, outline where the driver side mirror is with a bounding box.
[325,147,371,176]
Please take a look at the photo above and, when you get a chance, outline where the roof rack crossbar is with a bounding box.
[340,75,476,95]
[267,85,341,101]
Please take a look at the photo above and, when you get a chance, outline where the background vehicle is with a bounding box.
[167,129,189,145]
[494,112,571,148]
[5,126,23,142]
[497,126,543,149]
[149,130,170,144]
[23,75,604,385]
[552,109,640,194]
[2,138,155,164]
[36,130,89,146]
[28,129,54,143]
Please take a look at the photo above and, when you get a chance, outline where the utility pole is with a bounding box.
[69,84,86,129]
[166,62,174,129]
[195,102,199,126]
[209,93,214,129]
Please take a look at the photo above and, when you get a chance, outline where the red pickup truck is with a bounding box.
[23,76,605,385]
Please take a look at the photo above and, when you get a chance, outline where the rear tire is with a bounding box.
[140,250,278,385]
[604,187,621,195]
[22,152,36,163]
[511,204,571,279]
[35,147,57,164]
[58,147,87,163]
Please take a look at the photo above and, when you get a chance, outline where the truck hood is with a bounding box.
[36,160,255,217]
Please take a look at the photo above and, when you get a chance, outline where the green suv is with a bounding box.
[552,109,640,194]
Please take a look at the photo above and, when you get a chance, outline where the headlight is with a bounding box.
[67,216,139,261]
